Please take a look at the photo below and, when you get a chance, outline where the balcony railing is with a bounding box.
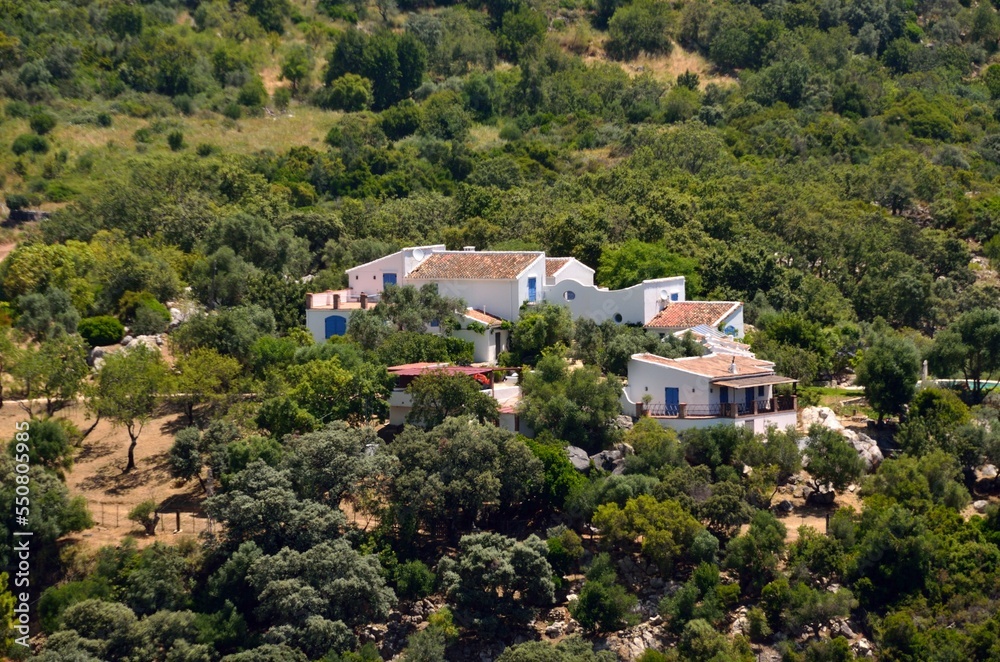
[640,396,797,419]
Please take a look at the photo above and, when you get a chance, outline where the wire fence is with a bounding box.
[88,500,215,535]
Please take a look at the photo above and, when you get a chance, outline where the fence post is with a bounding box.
[176,511,181,533]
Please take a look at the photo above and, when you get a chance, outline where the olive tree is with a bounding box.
[87,344,170,473]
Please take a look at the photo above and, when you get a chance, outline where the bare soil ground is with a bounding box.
[777,490,863,544]
[0,242,15,263]
[0,402,207,551]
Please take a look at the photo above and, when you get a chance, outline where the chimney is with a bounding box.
[306,293,314,308]
[728,357,738,374]
[360,292,367,309]
[333,294,340,310]
[463,246,476,252]
[922,359,928,381]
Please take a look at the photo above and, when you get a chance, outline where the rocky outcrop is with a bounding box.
[801,406,844,431]
[566,446,591,472]
[598,618,665,661]
[842,429,883,472]
[801,406,883,472]
[88,346,106,367]
[121,334,165,351]
[167,299,200,328]
[803,481,836,506]
[613,415,635,431]
[566,446,633,475]
[975,464,998,493]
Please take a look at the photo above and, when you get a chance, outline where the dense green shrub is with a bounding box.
[167,130,185,151]
[395,560,436,600]
[12,133,49,155]
[29,111,56,135]
[78,315,126,347]
[320,74,374,112]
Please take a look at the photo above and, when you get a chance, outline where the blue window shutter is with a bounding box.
[325,316,347,338]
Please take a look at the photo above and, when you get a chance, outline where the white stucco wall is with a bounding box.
[543,279,646,324]
[388,391,413,426]
[542,277,687,325]
[721,307,745,338]
[625,358,713,406]
[414,279,520,321]
[346,244,445,296]
[624,357,775,410]
[516,257,548,311]
[499,412,534,437]
[551,260,595,287]
[454,327,508,364]
[306,309,354,343]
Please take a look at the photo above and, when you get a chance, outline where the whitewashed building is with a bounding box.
[620,352,798,435]
[306,245,745,363]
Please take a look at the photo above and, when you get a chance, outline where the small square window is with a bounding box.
[758,386,765,397]
[670,293,679,301]
[430,319,439,327]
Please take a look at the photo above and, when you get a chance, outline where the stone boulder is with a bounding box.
[802,407,883,474]
[842,428,884,472]
[590,449,625,474]
[614,442,635,456]
[803,481,836,506]
[88,346,107,366]
[566,446,591,472]
[614,414,634,431]
[801,406,844,431]
[600,620,665,661]
[975,464,998,493]
[166,300,200,328]
[123,335,163,352]
[973,499,990,513]
[773,499,794,514]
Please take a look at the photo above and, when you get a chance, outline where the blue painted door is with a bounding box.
[527,277,537,302]
[325,315,347,338]
[719,386,729,404]
[664,387,679,416]
[745,388,754,407]
[383,272,397,287]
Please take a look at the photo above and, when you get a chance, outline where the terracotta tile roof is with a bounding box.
[633,353,775,378]
[545,258,571,277]
[463,308,505,326]
[645,301,741,329]
[408,252,541,280]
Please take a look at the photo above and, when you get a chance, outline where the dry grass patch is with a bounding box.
[0,404,208,551]
[469,124,502,150]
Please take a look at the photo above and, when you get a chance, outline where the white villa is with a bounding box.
[306,245,746,363]
[620,352,798,434]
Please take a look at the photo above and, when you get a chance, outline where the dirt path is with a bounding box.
[0,403,208,550]
[0,242,15,262]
